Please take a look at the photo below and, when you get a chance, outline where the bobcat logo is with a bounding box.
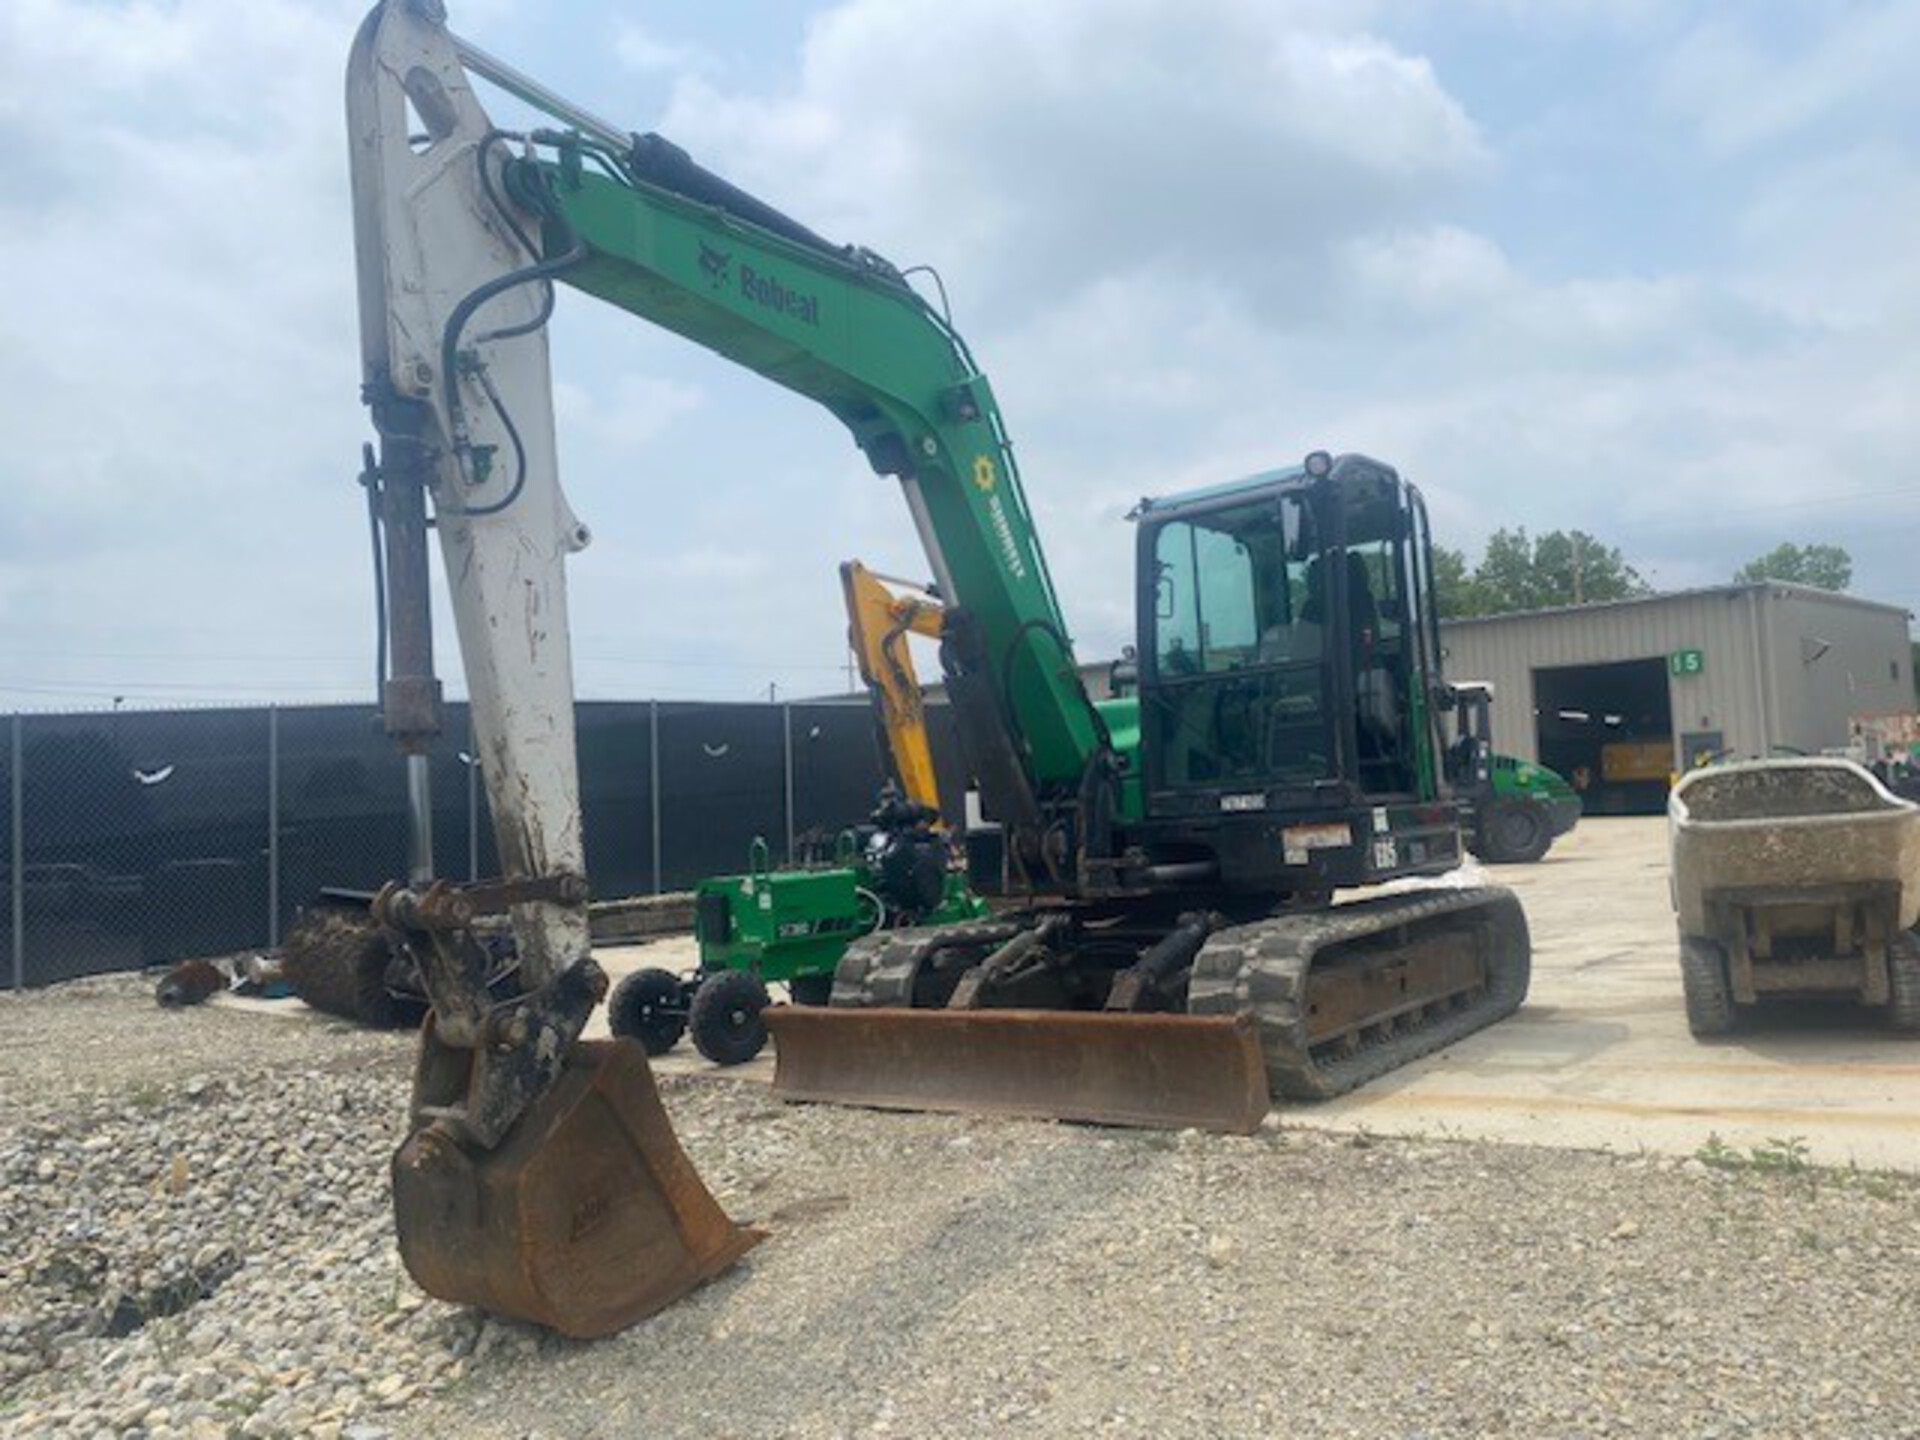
[698,240,731,288]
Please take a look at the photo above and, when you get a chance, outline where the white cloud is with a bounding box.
[0,0,376,703]
[553,372,706,456]
[1659,4,1920,159]
[653,0,1489,317]
[611,21,715,80]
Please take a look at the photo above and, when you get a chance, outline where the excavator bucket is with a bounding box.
[392,1034,763,1338]
[766,1007,1270,1134]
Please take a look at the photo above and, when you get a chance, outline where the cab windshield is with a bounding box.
[1152,493,1321,677]
[1146,491,1331,790]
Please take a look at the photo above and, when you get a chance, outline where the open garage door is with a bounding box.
[1534,659,1673,815]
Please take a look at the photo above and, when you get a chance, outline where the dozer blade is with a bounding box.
[766,1007,1270,1135]
[392,1038,763,1338]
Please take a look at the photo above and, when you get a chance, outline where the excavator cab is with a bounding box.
[1128,449,1443,833]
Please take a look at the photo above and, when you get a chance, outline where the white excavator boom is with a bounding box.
[342,0,758,1338]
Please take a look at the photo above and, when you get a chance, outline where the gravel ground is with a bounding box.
[4,976,1920,1439]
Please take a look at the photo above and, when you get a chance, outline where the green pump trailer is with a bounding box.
[607,793,988,1064]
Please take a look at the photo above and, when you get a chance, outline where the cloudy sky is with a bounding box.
[2,0,1915,710]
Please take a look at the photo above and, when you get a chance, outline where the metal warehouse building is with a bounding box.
[1441,583,1915,814]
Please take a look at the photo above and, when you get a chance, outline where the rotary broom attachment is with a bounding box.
[281,898,427,1028]
[281,893,525,1029]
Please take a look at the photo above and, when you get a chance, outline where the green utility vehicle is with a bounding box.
[1443,686,1579,862]
[1469,754,1582,863]
[608,793,989,1065]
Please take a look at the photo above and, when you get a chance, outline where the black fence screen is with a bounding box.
[657,703,789,891]
[2,721,16,992]
[2,696,954,987]
[789,703,890,855]
[574,703,654,900]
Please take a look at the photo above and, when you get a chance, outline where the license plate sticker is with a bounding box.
[1282,821,1351,866]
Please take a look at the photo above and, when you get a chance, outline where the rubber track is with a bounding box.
[830,921,1024,1008]
[1187,886,1531,1100]
[1677,933,1736,1037]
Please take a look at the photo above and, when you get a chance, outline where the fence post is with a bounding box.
[649,700,662,895]
[10,715,22,992]
[782,702,796,865]
[266,706,281,947]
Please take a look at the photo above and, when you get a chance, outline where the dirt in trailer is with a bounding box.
[2,818,1918,1438]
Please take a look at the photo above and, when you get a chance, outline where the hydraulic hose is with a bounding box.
[434,143,586,518]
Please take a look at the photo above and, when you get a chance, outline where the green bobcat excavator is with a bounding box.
[344,0,1531,1337]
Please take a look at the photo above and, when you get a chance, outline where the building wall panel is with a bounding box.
[1763,591,1914,752]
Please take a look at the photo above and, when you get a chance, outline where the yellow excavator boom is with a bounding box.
[839,560,947,814]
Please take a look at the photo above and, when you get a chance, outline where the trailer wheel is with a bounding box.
[690,971,772,1066]
[1888,931,1920,1035]
[608,967,688,1056]
[788,973,834,1007]
[1679,934,1736,1037]
[1477,799,1552,864]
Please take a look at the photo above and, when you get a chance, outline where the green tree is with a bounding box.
[1468,527,1647,615]
[1430,544,1486,618]
[1734,542,1852,591]
[1473,528,1541,614]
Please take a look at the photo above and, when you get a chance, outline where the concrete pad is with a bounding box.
[1294,817,1920,1171]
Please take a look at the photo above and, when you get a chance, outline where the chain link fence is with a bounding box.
[2,699,907,988]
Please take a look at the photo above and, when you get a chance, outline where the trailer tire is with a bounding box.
[1477,799,1552,864]
[608,967,688,1056]
[1888,931,1920,1035]
[690,970,771,1066]
[1680,934,1737,1038]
